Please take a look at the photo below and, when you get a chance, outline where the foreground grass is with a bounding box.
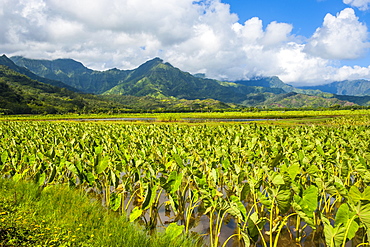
[0,179,200,247]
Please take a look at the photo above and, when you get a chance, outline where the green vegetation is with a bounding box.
[9,55,370,108]
[0,65,133,115]
[0,179,197,247]
[0,64,232,115]
[2,109,369,121]
[0,113,370,246]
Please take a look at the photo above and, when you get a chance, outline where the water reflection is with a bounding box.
[67,118,273,122]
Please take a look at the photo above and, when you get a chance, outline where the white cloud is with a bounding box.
[344,0,370,10]
[305,8,369,60]
[1,0,370,86]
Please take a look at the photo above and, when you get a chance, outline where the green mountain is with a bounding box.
[298,80,370,96]
[0,64,136,114]
[8,55,368,109]
[0,59,235,114]
[102,58,285,103]
[235,77,333,97]
[0,55,78,92]
[257,92,357,108]
[11,56,285,104]
[10,56,130,94]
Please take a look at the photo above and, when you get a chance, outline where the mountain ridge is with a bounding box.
[4,54,370,109]
[298,79,370,96]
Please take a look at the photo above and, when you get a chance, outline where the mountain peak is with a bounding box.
[141,57,164,66]
[0,54,21,70]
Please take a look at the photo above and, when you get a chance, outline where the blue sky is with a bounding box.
[223,0,370,66]
[223,0,351,37]
[1,0,370,85]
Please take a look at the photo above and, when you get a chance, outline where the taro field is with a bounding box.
[0,118,370,247]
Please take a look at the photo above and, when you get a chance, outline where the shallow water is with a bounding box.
[67,117,273,122]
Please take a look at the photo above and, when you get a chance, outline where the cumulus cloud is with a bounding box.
[305,8,369,60]
[343,0,370,10]
[1,0,370,85]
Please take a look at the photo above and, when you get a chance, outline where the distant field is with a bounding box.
[1,109,370,122]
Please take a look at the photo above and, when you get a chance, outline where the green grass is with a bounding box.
[0,179,200,247]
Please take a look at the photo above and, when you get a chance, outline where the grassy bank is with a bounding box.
[0,179,200,247]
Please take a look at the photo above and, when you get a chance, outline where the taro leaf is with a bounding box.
[142,184,158,210]
[210,168,217,185]
[36,172,46,187]
[363,187,370,201]
[66,161,78,175]
[291,181,301,195]
[172,153,184,168]
[247,212,267,241]
[110,193,122,211]
[333,176,347,197]
[12,173,22,182]
[300,185,319,214]
[48,165,57,183]
[222,158,230,170]
[130,206,143,222]
[229,195,247,221]
[86,172,95,185]
[335,204,350,227]
[168,194,179,214]
[95,156,109,174]
[1,151,8,164]
[316,143,325,156]
[357,202,370,230]
[271,153,284,168]
[240,183,250,201]
[335,204,359,240]
[241,231,251,247]
[94,146,102,154]
[164,171,183,194]
[247,212,261,239]
[292,202,315,227]
[287,163,300,181]
[348,186,362,204]
[276,188,292,214]
[271,173,285,186]
[257,191,271,208]
[307,165,319,176]
[322,216,346,247]
[165,223,184,241]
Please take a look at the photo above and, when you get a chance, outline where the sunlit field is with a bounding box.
[1,110,370,246]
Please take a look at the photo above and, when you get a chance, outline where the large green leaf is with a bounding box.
[109,193,122,211]
[287,163,300,181]
[142,184,158,210]
[335,204,359,241]
[276,188,292,214]
[300,185,318,214]
[271,173,285,186]
[229,195,247,221]
[322,216,346,247]
[0,151,8,164]
[348,186,362,204]
[129,207,143,222]
[357,203,370,229]
[165,223,184,241]
[95,156,110,174]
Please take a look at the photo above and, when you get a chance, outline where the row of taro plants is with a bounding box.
[0,121,370,246]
